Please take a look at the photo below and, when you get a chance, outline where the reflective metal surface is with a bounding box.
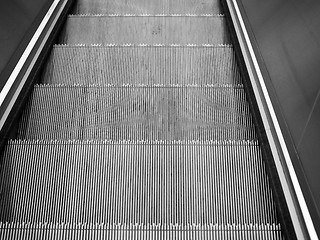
[238,0,320,235]
[0,0,53,90]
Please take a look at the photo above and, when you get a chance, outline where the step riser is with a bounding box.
[18,126,256,140]
[43,46,241,85]
[59,16,229,44]
[0,223,283,240]
[0,142,276,224]
[73,0,222,14]
[18,86,256,140]
[24,86,252,113]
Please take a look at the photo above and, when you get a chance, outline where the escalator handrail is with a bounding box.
[0,0,70,134]
[224,0,318,239]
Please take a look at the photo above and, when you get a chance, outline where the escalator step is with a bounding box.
[18,85,256,140]
[0,140,277,224]
[43,45,241,85]
[0,0,287,237]
[0,222,283,239]
[59,15,229,44]
[72,0,222,15]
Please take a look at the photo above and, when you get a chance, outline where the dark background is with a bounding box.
[237,0,320,234]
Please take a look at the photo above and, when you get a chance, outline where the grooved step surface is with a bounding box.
[0,0,286,237]
[59,16,229,44]
[0,140,277,224]
[0,223,283,240]
[18,85,256,140]
[72,0,222,14]
[43,45,241,85]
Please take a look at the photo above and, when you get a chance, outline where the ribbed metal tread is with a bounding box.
[18,85,256,140]
[72,0,221,15]
[0,223,283,239]
[59,15,229,44]
[0,140,277,224]
[43,45,241,85]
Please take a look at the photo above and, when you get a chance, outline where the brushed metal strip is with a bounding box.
[69,14,225,17]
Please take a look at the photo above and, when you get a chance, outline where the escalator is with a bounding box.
[0,0,303,239]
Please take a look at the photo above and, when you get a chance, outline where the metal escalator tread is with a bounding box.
[43,44,241,85]
[72,0,222,15]
[0,140,277,224]
[0,223,283,239]
[59,15,229,44]
[0,0,285,238]
[17,85,256,140]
